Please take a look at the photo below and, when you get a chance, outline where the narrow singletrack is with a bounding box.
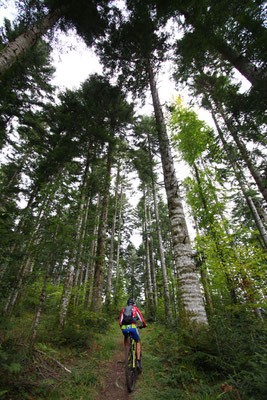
[98,336,135,400]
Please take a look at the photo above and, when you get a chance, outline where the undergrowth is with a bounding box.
[0,309,118,400]
[0,305,266,400]
[134,313,267,400]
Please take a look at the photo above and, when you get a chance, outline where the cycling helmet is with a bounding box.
[127,297,134,305]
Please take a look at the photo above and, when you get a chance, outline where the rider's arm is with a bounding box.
[119,308,125,326]
[136,307,147,327]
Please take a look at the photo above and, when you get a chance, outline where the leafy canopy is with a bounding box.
[169,97,215,166]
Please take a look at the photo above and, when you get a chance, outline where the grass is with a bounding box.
[132,322,261,400]
[45,320,119,400]
[0,311,120,400]
[1,309,266,400]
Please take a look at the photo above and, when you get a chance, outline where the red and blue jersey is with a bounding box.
[119,305,147,327]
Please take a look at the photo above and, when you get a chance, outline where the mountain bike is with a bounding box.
[125,325,143,392]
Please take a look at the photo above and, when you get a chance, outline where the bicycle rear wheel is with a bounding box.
[125,345,135,392]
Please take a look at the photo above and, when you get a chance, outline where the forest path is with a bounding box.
[98,334,135,400]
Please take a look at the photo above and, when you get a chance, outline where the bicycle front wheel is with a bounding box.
[125,346,135,392]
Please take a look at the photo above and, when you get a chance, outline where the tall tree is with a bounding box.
[132,116,173,322]
[169,97,266,315]
[91,144,113,313]
[0,0,111,75]
[143,0,267,90]
[105,161,121,310]
[97,3,208,325]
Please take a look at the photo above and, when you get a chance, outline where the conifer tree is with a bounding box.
[96,2,208,325]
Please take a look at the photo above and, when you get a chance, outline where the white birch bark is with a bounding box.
[0,9,61,75]
[105,163,121,308]
[59,262,75,327]
[143,189,155,317]
[113,187,123,308]
[148,65,208,325]
[147,203,158,309]
[84,194,100,308]
[74,195,91,306]
[148,135,173,321]
[151,181,173,322]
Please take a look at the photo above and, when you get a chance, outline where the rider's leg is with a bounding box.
[136,340,141,360]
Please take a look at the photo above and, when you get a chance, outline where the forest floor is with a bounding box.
[97,335,133,400]
[2,315,261,400]
[94,323,171,400]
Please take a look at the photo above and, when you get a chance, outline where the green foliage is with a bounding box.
[195,226,266,309]
[0,18,55,148]
[0,1,266,399]
[53,309,110,349]
[0,340,32,399]
[96,1,169,99]
[134,316,267,400]
[0,311,118,399]
[169,97,216,166]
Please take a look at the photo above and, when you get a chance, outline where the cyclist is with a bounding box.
[119,298,147,371]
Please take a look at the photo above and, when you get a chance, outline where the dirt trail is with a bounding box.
[98,337,136,400]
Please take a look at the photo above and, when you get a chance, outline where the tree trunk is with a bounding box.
[192,162,238,305]
[74,195,91,306]
[84,194,101,308]
[31,263,50,347]
[73,139,94,293]
[181,10,266,89]
[247,196,267,248]
[211,109,267,248]
[148,64,208,326]
[59,170,92,326]
[2,255,33,315]
[59,259,75,327]
[150,178,173,321]
[151,181,173,322]
[149,236,158,310]
[0,9,62,75]
[192,217,214,317]
[2,179,57,315]
[0,151,31,211]
[213,35,266,88]
[113,186,123,309]
[91,144,112,312]
[105,162,121,309]
[215,102,267,202]
[146,197,158,311]
[143,189,155,318]
[168,243,179,320]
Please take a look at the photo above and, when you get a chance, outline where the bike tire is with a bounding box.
[125,345,135,392]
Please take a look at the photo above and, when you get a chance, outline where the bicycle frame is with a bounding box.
[130,334,136,368]
[124,324,143,392]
